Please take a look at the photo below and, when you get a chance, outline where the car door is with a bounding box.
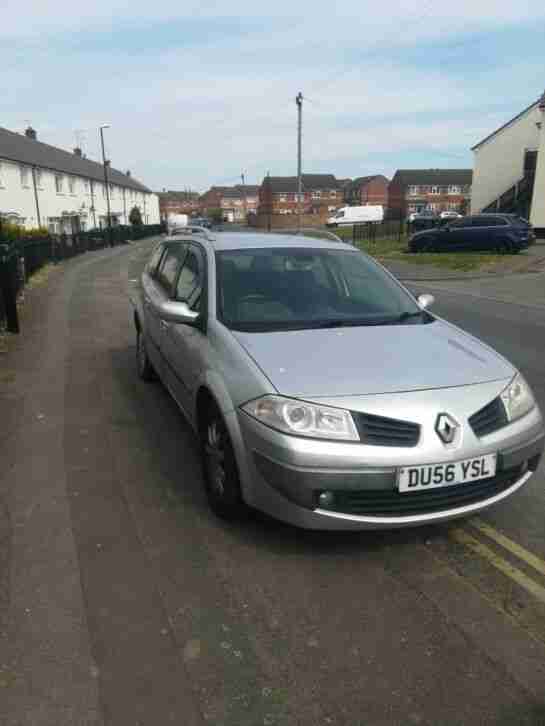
[466,216,491,250]
[144,243,188,381]
[436,217,467,250]
[141,243,166,374]
[160,243,207,417]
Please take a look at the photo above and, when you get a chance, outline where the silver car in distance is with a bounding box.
[132,231,544,530]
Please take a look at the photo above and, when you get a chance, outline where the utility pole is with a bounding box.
[296,92,303,230]
[100,125,113,247]
[241,172,246,224]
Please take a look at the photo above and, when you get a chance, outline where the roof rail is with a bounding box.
[267,227,344,243]
[167,225,215,241]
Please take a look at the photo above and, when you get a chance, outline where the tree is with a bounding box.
[207,208,223,224]
[129,205,143,226]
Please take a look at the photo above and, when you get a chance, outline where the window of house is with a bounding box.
[20,166,30,187]
[408,185,419,196]
[55,175,64,193]
[278,194,287,202]
[110,184,115,197]
[448,185,461,194]
[311,191,321,199]
[68,177,76,194]
[430,186,439,195]
[329,190,337,198]
[35,169,43,188]
[84,179,90,194]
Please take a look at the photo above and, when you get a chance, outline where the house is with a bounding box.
[157,190,200,222]
[0,126,159,233]
[388,169,472,219]
[344,175,389,208]
[471,90,545,232]
[199,184,260,221]
[259,174,343,217]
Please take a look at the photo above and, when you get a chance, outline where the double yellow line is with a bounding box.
[451,518,545,604]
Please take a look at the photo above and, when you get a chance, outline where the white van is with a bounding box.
[327,205,384,227]
[167,213,189,234]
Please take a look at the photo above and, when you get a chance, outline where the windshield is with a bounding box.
[216,247,428,332]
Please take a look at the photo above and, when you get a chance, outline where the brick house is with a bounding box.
[200,184,260,221]
[259,174,343,217]
[388,169,472,219]
[157,190,200,222]
[344,175,389,207]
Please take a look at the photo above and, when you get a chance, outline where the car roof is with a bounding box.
[163,231,355,252]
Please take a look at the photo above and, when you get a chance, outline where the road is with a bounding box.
[1,238,545,726]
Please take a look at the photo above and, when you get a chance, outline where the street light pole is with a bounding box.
[241,172,247,223]
[100,125,113,247]
[296,92,303,230]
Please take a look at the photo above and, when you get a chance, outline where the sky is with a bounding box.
[2,1,545,192]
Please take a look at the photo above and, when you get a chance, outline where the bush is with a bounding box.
[0,222,49,242]
[129,206,143,226]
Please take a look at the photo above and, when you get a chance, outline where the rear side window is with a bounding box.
[470,217,490,227]
[156,246,187,296]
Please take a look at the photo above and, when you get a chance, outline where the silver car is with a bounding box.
[132,231,544,530]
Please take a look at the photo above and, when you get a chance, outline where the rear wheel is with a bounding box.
[200,404,247,520]
[136,328,155,382]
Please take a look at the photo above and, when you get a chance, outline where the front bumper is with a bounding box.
[237,405,544,530]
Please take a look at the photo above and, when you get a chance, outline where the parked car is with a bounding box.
[440,211,462,219]
[409,213,536,253]
[131,231,543,530]
[408,210,437,223]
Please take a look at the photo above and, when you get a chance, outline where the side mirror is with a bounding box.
[160,300,200,325]
[417,293,435,310]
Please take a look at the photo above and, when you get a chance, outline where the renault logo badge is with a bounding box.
[435,413,459,444]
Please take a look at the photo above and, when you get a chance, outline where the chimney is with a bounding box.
[539,89,545,112]
[25,126,37,140]
[74,147,82,157]
[126,170,131,177]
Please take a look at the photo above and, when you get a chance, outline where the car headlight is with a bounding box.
[500,373,535,422]
[241,395,359,441]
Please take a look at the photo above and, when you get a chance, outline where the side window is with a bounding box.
[156,246,186,295]
[470,217,486,227]
[146,244,165,277]
[176,246,204,311]
[494,217,508,226]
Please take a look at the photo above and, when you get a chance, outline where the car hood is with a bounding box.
[232,319,514,398]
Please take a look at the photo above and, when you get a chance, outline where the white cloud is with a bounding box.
[1,0,544,189]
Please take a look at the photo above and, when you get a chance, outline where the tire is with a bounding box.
[200,404,247,520]
[422,237,437,253]
[136,328,155,382]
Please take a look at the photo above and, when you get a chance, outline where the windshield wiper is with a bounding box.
[310,318,392,328]
[384,311,427,324]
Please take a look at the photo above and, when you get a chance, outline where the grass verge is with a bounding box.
[335,231,521,272]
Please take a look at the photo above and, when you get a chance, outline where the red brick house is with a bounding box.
[344,175,389,207]
[388,169,472,219]
[200,184,260,221]
[157,190,200,222]
[259,174,343,217]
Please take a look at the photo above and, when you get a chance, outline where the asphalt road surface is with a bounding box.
[1,238,545,726]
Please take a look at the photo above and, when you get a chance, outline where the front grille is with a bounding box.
[351,411,420,447]
[319,466,524,517]
[469,397,508,438]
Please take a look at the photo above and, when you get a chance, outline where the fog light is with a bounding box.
[318,491,335,508]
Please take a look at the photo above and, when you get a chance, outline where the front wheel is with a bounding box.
[201,405,247,520]
[136,328,155,381]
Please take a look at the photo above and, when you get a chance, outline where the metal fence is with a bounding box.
[0,223,164,334]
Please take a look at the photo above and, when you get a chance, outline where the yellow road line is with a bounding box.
[451,528,545,605]
[469,517,545,580]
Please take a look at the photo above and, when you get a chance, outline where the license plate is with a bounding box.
[398,454,497,493]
